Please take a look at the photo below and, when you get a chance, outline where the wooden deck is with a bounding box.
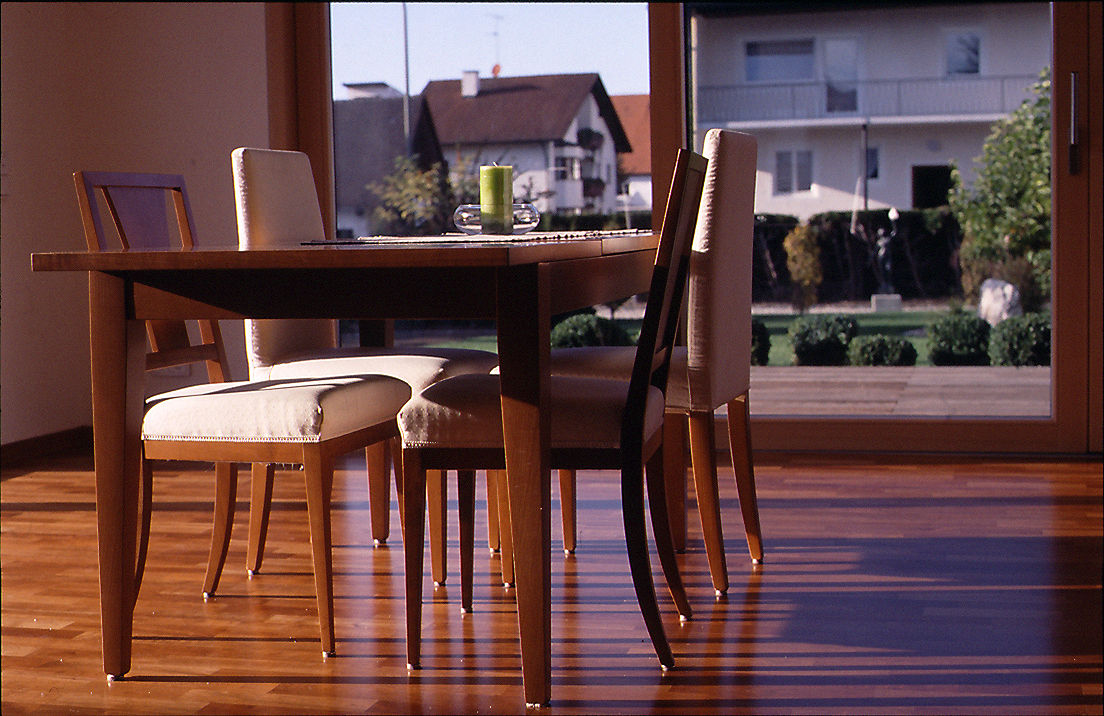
[2,450,1099,714]
[748,366,1051,417]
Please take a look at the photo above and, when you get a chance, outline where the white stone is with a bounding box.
[870,293,902,312]
[978,278,1022,326]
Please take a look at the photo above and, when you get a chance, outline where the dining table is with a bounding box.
[31,228,659,707]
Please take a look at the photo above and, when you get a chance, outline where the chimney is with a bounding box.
[461,70,479,97]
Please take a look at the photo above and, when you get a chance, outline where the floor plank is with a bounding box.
[2,450,1100,714]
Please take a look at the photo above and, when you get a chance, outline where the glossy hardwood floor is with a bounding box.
[2,449,1101,714]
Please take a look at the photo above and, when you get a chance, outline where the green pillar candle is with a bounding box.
[479,165,513,234]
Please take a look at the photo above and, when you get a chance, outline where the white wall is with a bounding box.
[1,2,270,445]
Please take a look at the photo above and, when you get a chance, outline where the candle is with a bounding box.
[479,165,513,234]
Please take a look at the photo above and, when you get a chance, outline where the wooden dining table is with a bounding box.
[31,229,659,707]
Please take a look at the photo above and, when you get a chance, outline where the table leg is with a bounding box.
[88,272,147,680]
[495,264,552,707]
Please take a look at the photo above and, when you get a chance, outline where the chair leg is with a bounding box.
[486,470,501,553]
[457,469,476,613]
[727,394,764,563]
[493,469,515,587]
[246,463,274,575]
[688,410,729,595]
[401,450,427,669]
[203,462,238,598]
[366,441,391,545]
[302,448,336,657]
[393,439,405,532]
[133,456,154,609]
[558,469,577,554]
[662,412,688,553]
[427,469,447,586]
[621,449,674,668]
[645,446,691,620]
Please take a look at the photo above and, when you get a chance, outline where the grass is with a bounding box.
[388,310,947,366]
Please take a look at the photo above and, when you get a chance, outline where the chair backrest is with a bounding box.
[73,171,229,381]
[231,147,337,378]
[623,148,708,444]
[684,129,758,411]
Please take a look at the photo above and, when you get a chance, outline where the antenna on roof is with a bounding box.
[489,13,503,76]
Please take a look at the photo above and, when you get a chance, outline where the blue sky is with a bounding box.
[330,2,649,99]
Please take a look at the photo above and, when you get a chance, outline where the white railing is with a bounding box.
[697,74,1038,124]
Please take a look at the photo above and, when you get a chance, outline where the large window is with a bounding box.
[746,39,814,82]
[774,149,812,194]
[946,31,981,75]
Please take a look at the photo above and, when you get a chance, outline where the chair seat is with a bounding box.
[258,346,499,386]
[399,374,666,450]
[549,346,690,410]
[143,375,412,443]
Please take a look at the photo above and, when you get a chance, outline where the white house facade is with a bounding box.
[688,2,1051,219]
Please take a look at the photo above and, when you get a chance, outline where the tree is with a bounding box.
[368,155,452,236]
[783,223,823,311]
[949,67,1051,309]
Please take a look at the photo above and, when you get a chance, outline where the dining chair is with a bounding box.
[231,147,499,577]
[74,170,411,656]
[547,129,763,595]
[397,148,708,670]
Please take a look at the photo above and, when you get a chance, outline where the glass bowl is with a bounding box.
[453,203,540,235]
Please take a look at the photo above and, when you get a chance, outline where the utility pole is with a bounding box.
[402,2,411,155]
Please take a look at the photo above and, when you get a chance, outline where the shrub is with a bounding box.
[989,312,1051,366]
[788,314,858,366]
[551,313,634,348]
[927,310,991,365]
[848,335,918,366]
[751,319,770,366]
[783,224,822,311]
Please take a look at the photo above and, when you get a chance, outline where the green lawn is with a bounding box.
[394,311,945,367]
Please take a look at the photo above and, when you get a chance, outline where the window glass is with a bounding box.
[746,39,814,82]
[947,32,980,75]
[795,149,813,191]
[775,151,793,193]
[866,147,880,179]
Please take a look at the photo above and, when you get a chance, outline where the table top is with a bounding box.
[31,230,658,272]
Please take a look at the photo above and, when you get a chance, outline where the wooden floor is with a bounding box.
[2,450,1100,714]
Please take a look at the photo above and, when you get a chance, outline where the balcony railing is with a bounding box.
[697,74,1037,124]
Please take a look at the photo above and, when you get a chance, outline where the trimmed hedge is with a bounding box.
[788,314,859,366]
[848,334,918,366]
[927,310,991,365]
[751,318,771,366]
[551,313,634,348]
[989,312,1051,366]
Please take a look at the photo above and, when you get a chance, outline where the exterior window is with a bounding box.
[866,147,880,179]
[823,38,858,112]
[746,39,814,82]
[946,32,980,75]
[555,156,581,180]
[775,150,813,194]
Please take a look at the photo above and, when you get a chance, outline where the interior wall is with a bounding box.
[1,2,270,445]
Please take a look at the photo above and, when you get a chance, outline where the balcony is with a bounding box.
[697,74,1037,126]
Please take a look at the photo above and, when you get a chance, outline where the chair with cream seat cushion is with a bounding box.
[73,169,405,657]
[546,129,763,595]
[397,148,707,670]
[231,147,499,575]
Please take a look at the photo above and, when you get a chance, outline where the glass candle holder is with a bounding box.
[453,203,540,235]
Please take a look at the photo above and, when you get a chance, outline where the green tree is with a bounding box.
[949,67,1051,309]
[368,155,452,236]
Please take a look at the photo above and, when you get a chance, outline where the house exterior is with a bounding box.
[422,72,631,215]
[333,85,445,238]
[611,94,652,214]
[687,2,1050,220]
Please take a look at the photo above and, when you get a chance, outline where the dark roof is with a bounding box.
[332,94,444,210]
[422,73,631,152]
[611,95,650,176]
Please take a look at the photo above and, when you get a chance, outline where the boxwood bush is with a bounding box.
[848,334,918,366]
[989,312,1051,366]
[551,313,634,348]
[751,318,770,366]
[927,310,991,365]
[788,314,858,366]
